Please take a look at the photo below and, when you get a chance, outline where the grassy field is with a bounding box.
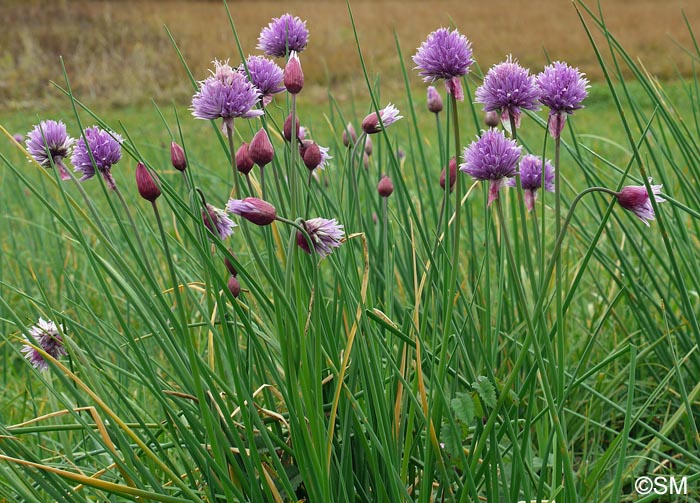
[1,1,700,502]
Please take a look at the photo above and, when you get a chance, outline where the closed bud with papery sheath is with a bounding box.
[227,275,241,298]
[249,128,274,167]
[235,142,254,174]
[364,136,373,156]
[283,113,300,141]
[484,111,500,128]
[170,141,187,172]
[284,51,304,94]
[302,141,322,170]
[427,86,443,114]
[439,157,457,192]
[377,175,394,197]
[342,122,356,147]
[135,162,161,202]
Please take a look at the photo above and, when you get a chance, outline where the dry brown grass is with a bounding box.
[1,0,698,110]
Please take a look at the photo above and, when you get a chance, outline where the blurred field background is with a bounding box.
[1,0,699,111]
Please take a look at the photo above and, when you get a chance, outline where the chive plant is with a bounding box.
[0,1,699,502]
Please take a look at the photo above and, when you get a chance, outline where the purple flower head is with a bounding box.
[191,60,263,132]
[506,154,555,211]
[536,61,589,138]
[296,217,344,258]
[475,55,540,130]
[203,203,236,240]
[26,120,75,180]
[361,103,403,134]
[242,55,284,105]
[616,180,665,226]
[257,14,309,58]
[460,128,522,206]
[71,126,123,189]
[227,197,277,226]
[20,318,67,372]
[413,28,473,102]
[13,133,24,143]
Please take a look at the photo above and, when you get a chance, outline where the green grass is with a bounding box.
[0,2,699,502]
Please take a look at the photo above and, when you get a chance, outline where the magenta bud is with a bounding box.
[378,175,394,197]
[342,122,356,147]
[170,141,186,172]
[440,157,457,192]
[284,51,304,95]
[226,197,277,226]
[227,275,241,298]
[302,141,322,170]
[283,114,300,142]
[364,136,373,156]
[249,128,274,167]
[363,153,370,170]
[135,162,161,202]
[427,86,443,114]
[485,111,500,128]
[235,142,254,174]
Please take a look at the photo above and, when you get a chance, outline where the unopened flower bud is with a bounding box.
[227,275,241,298]
[235,142,254,174]
[342,122,356,147]
[440,157,457,192]
[284,51,304,95]
[363,153,370,170]
[283,114,300,142]
[302,141,322,170]
[135,162,161,202]
[171,141,187,172]
[226,197,277,226]
[377,175,394,197]
[427,86,443,114]
[364,136,373,156]
[485,110,500,128]
[249,128,274,167]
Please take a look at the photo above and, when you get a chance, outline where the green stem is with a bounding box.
[290,94,299,217]
[227,123,240,197]
[509,112,537,297]
[114,185,151,272]
[494,197,577,501]
[553,134,564,416]
[470,186,618,464]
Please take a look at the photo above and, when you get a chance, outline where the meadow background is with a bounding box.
[1,0,700,502]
